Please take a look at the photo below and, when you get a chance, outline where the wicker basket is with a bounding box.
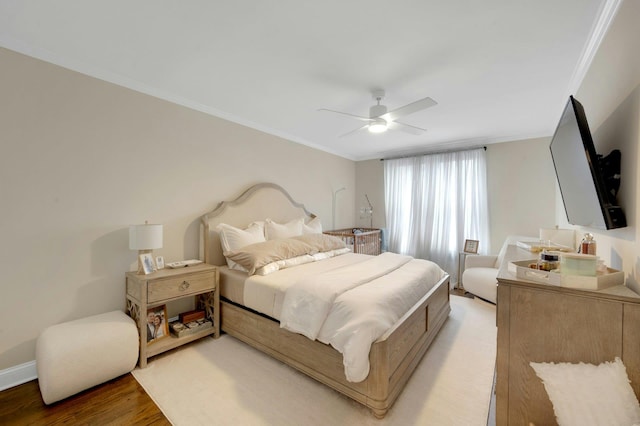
[324,228,381,255]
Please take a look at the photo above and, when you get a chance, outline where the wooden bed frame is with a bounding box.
[200,183,451,418]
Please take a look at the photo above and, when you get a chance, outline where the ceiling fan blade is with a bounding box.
[339,124,369,137]
[388,121,426,135]
[381,97,437,121]
[318,108,372,122]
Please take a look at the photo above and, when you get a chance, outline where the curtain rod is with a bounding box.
[380,145,486,161]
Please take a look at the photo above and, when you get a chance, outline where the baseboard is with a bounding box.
[0,361,37,391]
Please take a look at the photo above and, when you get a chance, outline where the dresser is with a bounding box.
[495,245,640,425]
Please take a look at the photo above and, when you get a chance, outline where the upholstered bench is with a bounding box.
[36,310,139,404]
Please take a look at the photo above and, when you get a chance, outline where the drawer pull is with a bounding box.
[179,281,190,291]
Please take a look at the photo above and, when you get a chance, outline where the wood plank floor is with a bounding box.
[0,373,169,425]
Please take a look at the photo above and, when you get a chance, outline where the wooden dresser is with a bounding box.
[496,245,640,425]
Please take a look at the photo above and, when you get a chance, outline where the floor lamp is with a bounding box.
[332,187,346,230]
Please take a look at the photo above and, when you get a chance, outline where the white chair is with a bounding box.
[462,235,537,303]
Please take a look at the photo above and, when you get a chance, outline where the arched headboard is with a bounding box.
[200,183,316,266]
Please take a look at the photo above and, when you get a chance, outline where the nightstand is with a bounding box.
[125,263,219,368]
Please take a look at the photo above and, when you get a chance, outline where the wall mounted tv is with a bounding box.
[549,96,626,230]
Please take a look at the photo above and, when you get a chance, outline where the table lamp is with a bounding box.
[129,221,163,274]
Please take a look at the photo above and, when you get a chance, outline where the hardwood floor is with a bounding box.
[0,373,169,425]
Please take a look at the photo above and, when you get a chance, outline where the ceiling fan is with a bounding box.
[319,90,437,137]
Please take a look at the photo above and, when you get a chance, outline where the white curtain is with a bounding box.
[383,148,490,284]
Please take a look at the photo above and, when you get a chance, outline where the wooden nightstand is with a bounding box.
[125,263,219,368]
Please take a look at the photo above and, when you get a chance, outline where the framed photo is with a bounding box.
[155,255,165,270]
[140,253,156,274]
[464,239,479,254]
[146,305,169,344]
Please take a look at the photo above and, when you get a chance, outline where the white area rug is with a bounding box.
[132,295,496,426]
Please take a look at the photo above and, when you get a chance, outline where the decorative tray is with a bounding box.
[508,260,624,290]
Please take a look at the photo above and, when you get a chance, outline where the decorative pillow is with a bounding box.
[216,222,266,271]
[302,217,323,234]
[332,247,351,256]
[292,233,346,252]
[311,247,351,260]
[254,262,280,276]
[264,218,304,240]
[276,254,316,269]
[224,238,315,275]
[530,357,640,426]
[254,254,318,276]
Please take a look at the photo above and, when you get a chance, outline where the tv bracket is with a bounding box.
[598,149,621,201]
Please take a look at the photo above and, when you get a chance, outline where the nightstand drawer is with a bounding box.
[148,271,215,303]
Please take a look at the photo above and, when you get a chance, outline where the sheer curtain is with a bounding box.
[384,148,490,284]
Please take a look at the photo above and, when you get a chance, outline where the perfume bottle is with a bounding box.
[580,233,597,255]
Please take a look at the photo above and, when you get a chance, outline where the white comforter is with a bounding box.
[280,252,445,382]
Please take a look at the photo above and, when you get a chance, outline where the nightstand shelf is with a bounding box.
[125,263,219,368]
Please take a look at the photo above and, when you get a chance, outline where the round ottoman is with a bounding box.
[36,310,139,404]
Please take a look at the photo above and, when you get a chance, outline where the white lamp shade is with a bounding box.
[129,224,163,250]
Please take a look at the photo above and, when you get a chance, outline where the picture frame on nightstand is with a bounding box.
[146,304,169,344]
[463,239,479,254]
[140,253,156,274]
[155,255,165,269]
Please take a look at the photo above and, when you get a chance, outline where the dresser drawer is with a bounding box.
[148,271,215,303]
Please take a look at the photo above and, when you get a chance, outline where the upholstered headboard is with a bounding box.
[200,183,316,266]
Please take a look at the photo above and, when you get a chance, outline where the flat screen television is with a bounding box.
[549,96,626,230]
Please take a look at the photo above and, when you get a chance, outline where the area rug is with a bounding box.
[132,295,496,425]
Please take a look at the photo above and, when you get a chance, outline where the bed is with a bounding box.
[200,183,451,417]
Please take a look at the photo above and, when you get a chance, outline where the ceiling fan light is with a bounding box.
[368,119,387,133]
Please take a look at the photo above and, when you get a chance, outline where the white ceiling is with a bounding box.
[0,1,616,160]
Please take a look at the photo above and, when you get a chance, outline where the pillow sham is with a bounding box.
[265,218,304,240]
[224,238,316,275]
[302,217,323,234]
[254,262,280,276]
[292,233,346,252]
[277,254,316,269]
[217,222,266,271]
[253,254,318,276]
[311,247,351,260]
[530,357,640,426]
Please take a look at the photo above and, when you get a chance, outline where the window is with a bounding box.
[384,148,490,284]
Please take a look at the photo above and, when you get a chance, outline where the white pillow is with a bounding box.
[276,254,315,269]
[217,222,266,270]
[530,357,640,426]
[302,217,323,234]
[265,218,303,240]
[254,262,280,276]
[311,247,351,261]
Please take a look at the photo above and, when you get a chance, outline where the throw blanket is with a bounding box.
[280,252,445,382]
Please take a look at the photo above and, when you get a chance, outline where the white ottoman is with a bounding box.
[36,310,139,404]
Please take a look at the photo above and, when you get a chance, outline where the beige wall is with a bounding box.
[486,138,557,252]
[355,160,385,229]
[558,0,640,293]
[0,47,356,370]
